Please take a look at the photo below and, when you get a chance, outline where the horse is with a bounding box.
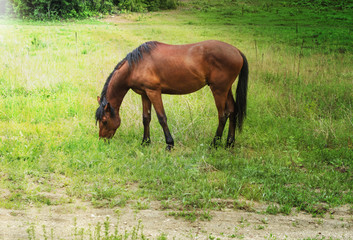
[96,40,248,150]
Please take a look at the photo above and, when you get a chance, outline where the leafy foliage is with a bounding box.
[8,0,179,19]
[289,0,353,10]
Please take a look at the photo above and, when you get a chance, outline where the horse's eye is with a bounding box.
[102,121,107,126]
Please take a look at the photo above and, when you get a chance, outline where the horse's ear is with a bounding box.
[104,102,112,114]
[97,96,101,104]
[117,61,126,70]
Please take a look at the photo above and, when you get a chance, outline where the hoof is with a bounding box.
[141,138,151,146]
[166,144,174,151]
[211,137,221,149]
[226,138,235,148]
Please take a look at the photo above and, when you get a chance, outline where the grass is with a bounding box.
[168,209,212,222]
[26,216,149,240]
[0,0,352,221]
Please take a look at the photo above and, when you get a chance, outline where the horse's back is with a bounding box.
[130,40,244,94]
[156,40,243,74]
[196,40,243,88]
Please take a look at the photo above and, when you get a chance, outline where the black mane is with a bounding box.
[96,41,158,122]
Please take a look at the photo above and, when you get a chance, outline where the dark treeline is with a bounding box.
[290,0,352,9]
[1,0,351,20]
[1,0,179,19]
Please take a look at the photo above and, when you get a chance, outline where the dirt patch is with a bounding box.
[101,12,155,24]
[1,200,352,239]
[103,14,137,24]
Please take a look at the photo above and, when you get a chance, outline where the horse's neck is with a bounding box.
[106,68,130,112]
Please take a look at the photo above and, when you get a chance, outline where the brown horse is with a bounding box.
[96,40,248,149]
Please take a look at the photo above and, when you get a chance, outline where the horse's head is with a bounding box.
[96,96,120,139]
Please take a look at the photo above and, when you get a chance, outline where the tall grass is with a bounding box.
[0,0,352,215]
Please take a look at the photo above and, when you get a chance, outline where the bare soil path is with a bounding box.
[1,200,352,239]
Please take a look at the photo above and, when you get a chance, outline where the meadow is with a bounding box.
[0,0,352,229]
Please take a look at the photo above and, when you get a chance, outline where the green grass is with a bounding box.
[0,0,352,217]
[26,216,149,240]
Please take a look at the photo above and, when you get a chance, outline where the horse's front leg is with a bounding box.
[141,94,151,145]
[145,90,174,150]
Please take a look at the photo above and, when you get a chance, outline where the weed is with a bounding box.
[200,210,213,221]
[261,217,269,225]
[239,217,250,228]
[316,219,324,225]
[292,220,300,228]
[208,234,222,240]
[26,224,36,240]
[266,205,279,215]
[280,205,292,215]
[168,209,212,222]
[255,225,265,230]
[229,226,244,239]
[25,216,149,240]
[265,234,279,240]
[168,210,197,222]
[134,199,150,210]
[233,200,254,212]
[157,233,168,240]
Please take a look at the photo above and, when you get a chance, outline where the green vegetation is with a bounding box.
[4,0,179,19]
[27,217,149,240]
[0,0,352,220]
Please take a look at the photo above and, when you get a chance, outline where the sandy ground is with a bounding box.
[1,200,352,240]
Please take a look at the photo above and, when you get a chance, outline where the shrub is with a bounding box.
[8,0,179,20]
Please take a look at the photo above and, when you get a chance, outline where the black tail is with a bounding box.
[235,52,249,131]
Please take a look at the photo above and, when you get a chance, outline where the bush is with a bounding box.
[118,0,178,12]
[8,0,179,20]
[290,0,353,10]
[9,0,111,19]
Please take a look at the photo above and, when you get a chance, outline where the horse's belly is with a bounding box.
[160,77,206,94]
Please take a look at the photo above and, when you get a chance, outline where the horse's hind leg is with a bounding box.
[141,94,152,145]
[226,89,236,147]
[210,88,229,147]
[145,89,174,150]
